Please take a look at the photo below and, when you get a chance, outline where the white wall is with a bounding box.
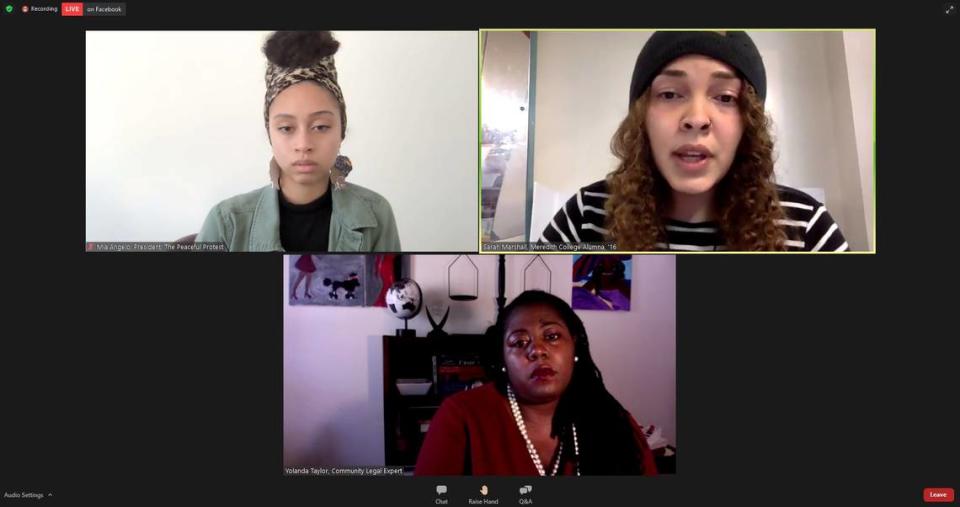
[283,254,676,467]
[530,31,875,250]
[532,31,647,197]
[86,31,478,251]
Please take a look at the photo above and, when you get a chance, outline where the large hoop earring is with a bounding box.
[331,154,352,191]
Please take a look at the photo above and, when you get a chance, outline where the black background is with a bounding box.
[1,1,957,506]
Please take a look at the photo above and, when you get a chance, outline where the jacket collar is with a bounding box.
[250,186,284,251]
[328,184,377,251]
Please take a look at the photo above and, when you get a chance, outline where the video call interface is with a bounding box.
[2,2,958,507]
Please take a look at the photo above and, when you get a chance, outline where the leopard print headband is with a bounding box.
[263,56,346,134]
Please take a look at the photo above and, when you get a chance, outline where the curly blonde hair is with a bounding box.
[605,85,791,251]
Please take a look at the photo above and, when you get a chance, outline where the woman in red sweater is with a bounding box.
[415,290,657,476]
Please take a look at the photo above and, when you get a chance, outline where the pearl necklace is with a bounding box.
[507,384,580,476]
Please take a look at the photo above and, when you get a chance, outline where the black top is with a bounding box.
[278,188,332,252]
[540,180,850,252]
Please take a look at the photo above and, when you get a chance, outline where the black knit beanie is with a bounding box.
[629,31,766,105]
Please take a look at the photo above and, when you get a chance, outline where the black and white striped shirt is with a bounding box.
[540,180,850,252]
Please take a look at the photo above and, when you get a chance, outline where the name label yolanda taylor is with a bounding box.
[284,466,404,476]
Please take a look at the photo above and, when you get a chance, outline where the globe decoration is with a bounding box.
[385,278,422,337]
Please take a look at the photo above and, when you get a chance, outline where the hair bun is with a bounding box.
[263,31,340,68]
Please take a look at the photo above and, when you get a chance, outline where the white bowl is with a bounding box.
[396,380,432,396]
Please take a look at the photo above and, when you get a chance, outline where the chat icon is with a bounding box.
[436,485,447,495]
[520,485,533,495]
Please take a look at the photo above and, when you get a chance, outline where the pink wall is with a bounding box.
[283,255,676,467]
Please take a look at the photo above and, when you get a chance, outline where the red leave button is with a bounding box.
[924,488,955,503]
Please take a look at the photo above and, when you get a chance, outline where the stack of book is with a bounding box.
[433,353,487,400]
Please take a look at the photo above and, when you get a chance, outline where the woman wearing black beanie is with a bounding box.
[540,31,849,252]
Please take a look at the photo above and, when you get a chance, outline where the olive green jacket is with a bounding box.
[196,184,400,252]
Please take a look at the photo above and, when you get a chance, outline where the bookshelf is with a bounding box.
[382,334,491,471]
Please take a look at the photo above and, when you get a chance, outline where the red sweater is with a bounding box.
[414,383,658,476]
